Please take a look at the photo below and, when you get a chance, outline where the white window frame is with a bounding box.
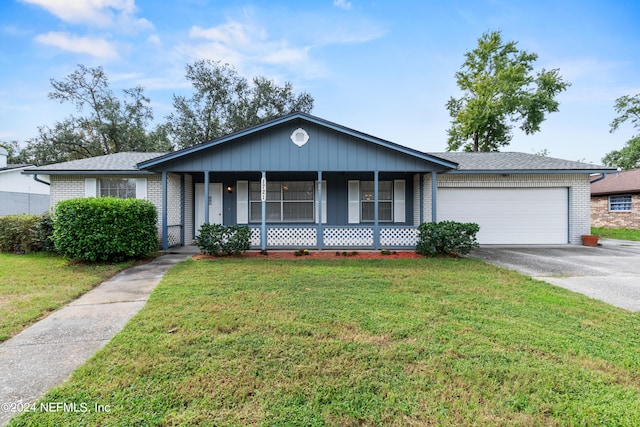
[609,195,632,212]
[98,178,137,199]
[249,181,315,223]
[360,181,393,223]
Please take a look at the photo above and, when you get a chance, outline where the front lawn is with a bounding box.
[591,226,640,241]
[9,257,640,426]
[0,253,134,342]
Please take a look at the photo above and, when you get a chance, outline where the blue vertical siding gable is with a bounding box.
[139,113,456,173]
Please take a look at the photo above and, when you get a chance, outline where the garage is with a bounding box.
[437,187,569,244]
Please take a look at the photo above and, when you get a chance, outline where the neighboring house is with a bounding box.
[0,147,50,216]
[23,112,614,249]
[591,169,640,229]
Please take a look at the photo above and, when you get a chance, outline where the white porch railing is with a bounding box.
[380,227,419,247]
[249,225,417,249]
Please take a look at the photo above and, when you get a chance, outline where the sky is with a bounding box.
[1,0,639,165]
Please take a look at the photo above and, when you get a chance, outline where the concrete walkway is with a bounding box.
[0,254,189,427]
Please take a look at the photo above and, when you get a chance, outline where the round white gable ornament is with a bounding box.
[290,128,309,147]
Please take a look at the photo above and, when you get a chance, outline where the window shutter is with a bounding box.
[136,178,147,200]
[348,180,360,224]
[394,179,405,223]
[236,180,248,224]
[85,178,96,197]
[315,180,327,224]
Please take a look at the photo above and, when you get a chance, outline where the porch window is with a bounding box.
[609,195,632,211]
[249,181,315,222]
[361,181,393,222]
[98,178,136,199]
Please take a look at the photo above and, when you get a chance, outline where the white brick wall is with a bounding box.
[49,173,186,244]
[50,175,85,207]
[423,173,432,224]
[420,173,591,245]
[184,174,194,245]
[413,174,420,226]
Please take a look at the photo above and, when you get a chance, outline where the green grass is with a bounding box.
[0,252,135,342]
[591,226,640,241]
[9,257,640,426]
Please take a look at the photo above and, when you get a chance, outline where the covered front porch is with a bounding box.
[162,169,439,251]
[139,113,457,251]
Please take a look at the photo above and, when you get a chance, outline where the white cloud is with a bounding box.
[20,0,152,31]
[179,9,385,81]
[35,32,119,59]
[148,34,162,46]
[333,0,352,11]
[190,22,253,47]
[183,19,324,79]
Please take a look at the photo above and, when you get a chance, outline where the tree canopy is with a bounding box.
[446,31,571,152]
[12,61,314,165]
[19,65,171,165]
[602,94,640,169]
[166,60,314,149]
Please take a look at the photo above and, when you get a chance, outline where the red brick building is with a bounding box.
[591,169,640,229]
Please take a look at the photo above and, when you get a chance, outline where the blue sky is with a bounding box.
[1,0,639,164]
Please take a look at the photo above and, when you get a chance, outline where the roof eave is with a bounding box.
[445,168,618,175]
[591,190,640,196]
[22,169,155,175]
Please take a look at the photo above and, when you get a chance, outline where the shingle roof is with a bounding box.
[590,168,640,195]
[22,152,167,174]
[429,152,613,172]
[20,150,615,175]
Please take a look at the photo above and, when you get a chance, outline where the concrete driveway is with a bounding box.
[471,239,640,311]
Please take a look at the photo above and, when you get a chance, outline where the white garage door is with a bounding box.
[437,188,568,244]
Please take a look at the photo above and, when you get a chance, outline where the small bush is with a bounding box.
[53,197,159,262]
[0,213,54,254]
[416,221,480,257]
[195,224,250,256]
[33,212,55,252]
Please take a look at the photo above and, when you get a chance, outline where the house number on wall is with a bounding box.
[290,128,309,147]
[260,177,267,202]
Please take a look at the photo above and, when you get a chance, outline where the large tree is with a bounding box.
[20,65,171,165]
[602,94,640,169]
[446,31,570,152]
[167,60,314,149]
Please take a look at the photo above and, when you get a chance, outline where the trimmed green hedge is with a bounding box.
[0,213,54,254]
[416,221,480,256]
[195,224,250,256]
[53,197,159,262]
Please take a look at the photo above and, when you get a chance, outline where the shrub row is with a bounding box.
[54,197,159,262]
[0,213,54,254]
[195,224,250,256]
[416,220,480,256]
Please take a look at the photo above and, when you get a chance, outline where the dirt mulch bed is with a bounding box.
[193,250,422,260]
